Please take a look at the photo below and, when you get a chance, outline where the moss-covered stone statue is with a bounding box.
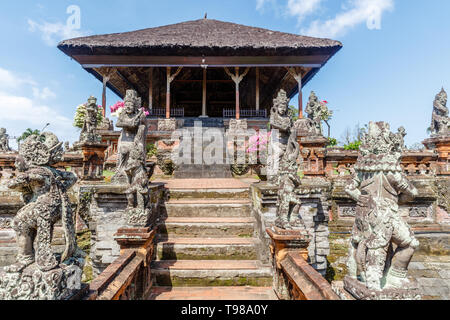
[0,132,85,300]
[267,90,293,184]
[343,122,421,300]
[430,88,449,136]
[0,128,11,152]
[112,90,152,226]
[275,130,304,230]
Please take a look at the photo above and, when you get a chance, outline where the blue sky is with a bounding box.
[0,0,449,148]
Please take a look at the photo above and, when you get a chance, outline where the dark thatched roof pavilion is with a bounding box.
[58,18,342,120]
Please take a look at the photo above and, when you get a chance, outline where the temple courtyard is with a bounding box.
[0,14,448,302]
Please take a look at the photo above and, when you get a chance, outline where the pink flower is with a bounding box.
[110,101,125,113]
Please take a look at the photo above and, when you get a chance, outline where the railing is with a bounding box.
[242,109,267,118]
[223,109,267,118]
[83,228,155,300]
[279,252,340,300]
[148,108,184,118]
[324,148,439,178]
[267,228,339,300]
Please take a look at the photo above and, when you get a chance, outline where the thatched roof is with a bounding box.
[58,18,342,57]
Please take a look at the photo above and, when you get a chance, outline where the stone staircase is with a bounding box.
[148,179,277,300]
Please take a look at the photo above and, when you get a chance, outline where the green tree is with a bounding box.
[289,105,299,122]
[73,104,104,129]
[17,128,40,143]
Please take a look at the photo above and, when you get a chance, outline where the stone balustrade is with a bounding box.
[266,228,339,300]
[84,227,155,300]
[279,252,340,300]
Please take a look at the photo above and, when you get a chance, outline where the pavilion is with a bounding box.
[58,18,342,124]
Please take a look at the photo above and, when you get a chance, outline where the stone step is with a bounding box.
[169,188,249,200]
[158,217,255,238]
[155,237,259,260]
[148,286,278,300]
[151,260,273,287]
[164,199,251,217]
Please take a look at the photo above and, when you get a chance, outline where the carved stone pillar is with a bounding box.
[298,136,328,176]
[81,142,108,181]
[423,135,450,175]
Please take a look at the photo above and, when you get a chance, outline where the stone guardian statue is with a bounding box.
[267,90,293,184]
[430,88,449,136]
[0,132,84,300]
[0,128,11,152]
[274,130,305,230]
[112,90,151,226]
[344,122,420,299]
[79,96,101,143]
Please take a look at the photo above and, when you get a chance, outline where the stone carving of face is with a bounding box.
[0,128,5,135]
[277,102,287,115]
[124,100,135,115]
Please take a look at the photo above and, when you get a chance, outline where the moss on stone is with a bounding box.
[76,230,93,283]
[156,275,272,287]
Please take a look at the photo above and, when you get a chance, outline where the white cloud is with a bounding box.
[32,87,56,100]
[287,0,323,23]
[256,0,280,13]
[0,68,36,90]
[302,0,394,38]
[27,19,87,46]
[0,68,76,147]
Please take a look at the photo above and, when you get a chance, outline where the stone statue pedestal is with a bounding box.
[423,135,450,175]
[343,276,421,300]
[0,258,85,300]
[81,142,108,181]
[266,227,310,300]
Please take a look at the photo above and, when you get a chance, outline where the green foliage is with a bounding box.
[344,141,362,150]
[73,104,104,129]
[289,105,299,122]
[17,128,41,143]
[327,137,338,147]
[146,143,158,157]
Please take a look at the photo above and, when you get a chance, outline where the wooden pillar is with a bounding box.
[235,67,240,120]
[102,76,108,117]
[287,67,303,119]
[166,67,171,119]
[256,67,260,111]
[224,67,250,121]
[166,67,183,119]
[148,68,153,111]
[298,76,303,119]
[202,68,207,117]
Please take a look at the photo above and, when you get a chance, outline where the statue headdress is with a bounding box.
[354,122,404,173]
[124,89,142,108]
[19,132,63,166]
[273,89,289,108]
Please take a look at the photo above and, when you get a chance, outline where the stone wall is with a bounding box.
[251,178,332,276]
[84,183,166,276]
